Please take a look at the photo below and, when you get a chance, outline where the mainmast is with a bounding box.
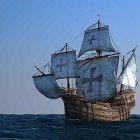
[77,17,120,101]
[65,43,70,89]
[120,56,125,92]
[97,14,100,29]
[96,15,102,57]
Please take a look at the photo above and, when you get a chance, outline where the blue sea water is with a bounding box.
[0,114,140,140]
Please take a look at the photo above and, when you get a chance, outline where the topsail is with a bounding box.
[78,27,116,57]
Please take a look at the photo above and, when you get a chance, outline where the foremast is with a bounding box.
[51,43,79,92]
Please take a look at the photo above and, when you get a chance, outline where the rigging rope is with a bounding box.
[67,31,84,45]
[36,31,84,74]
[109,32,121,53]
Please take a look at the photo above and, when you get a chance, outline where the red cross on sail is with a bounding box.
[88,35,96,45]
[56,59,66,72]
[82,67,103,93]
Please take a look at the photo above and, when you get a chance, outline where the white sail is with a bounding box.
[118,54,136,88]
[77,56,119,101]
[51,51,78,79]
[33,74,64,99]
[78,28,116,57]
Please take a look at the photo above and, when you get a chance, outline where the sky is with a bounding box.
[0,0,140,114]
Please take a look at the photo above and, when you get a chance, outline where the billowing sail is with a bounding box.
[77,56,119,101]
[51,51,78,79]
[78,27,116,57]
[33,74,64,99]
[118,54,136,88]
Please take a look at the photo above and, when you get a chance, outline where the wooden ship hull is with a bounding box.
[62,89,135,121]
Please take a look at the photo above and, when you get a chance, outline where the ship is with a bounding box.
[32,17,137,121]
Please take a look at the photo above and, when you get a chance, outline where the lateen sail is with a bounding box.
[78,27,116,57]
[33,74,64,99]
[51,50,78,79]
[118,53,137,88]
[77,56,119,101]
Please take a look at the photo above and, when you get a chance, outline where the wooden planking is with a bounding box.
[62,90,135,121]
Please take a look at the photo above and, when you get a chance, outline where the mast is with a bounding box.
[65,43,70,89]
[120,56,125,92]
[97,14,100,29]
[96,15,102,56]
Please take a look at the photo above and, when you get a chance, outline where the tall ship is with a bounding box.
[33,17,137,121]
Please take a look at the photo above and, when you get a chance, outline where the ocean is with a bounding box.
[0,114,140,140]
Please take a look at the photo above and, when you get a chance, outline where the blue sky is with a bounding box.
[0,0,140,114]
